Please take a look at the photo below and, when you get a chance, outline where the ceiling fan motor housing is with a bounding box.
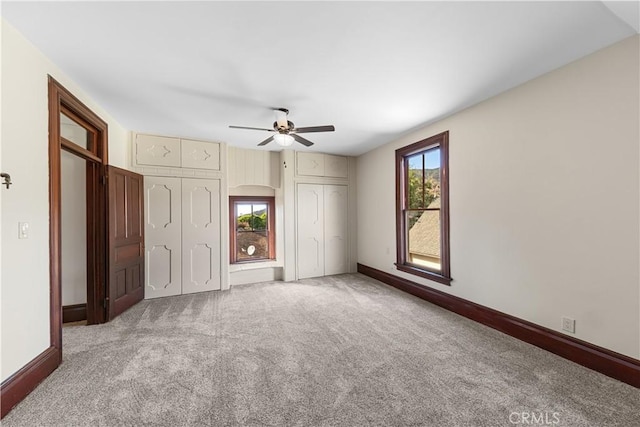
[273,120,295,133]
[274,108,291,131]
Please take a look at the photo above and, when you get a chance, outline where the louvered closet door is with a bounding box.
[144,176,182,299]
[324,185,348,275]
[297,184,325,279]
[181,178,221,294]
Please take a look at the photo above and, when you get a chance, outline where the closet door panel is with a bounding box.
[182,178,221,294]
[144,177,182,299]
[297,184,325,279]
[324,185,348,275]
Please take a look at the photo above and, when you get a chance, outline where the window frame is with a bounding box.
[229,196,276,264]
[395,131,451,285]
[60,105,100,161]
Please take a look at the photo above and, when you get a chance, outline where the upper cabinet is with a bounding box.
[324,155,348,178]
[181,139,220,170]
[133,134,221,171]
[135,134,181,167]
[296,152,348,178]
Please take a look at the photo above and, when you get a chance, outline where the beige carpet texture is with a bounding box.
[3,274,638,426]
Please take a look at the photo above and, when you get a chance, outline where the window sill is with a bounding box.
[229,260,281,273]
[395,263,452,286]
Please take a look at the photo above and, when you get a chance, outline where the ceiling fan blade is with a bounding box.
[257,136,274,146]
[229,125,275,132]
[291,134,314,147]
[293,125,335,133]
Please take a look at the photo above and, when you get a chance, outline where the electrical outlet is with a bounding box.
[561,317,575,334]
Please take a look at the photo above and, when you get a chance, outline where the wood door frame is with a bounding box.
[48,76,109,351]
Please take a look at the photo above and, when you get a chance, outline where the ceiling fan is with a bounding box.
[229,108,335,147]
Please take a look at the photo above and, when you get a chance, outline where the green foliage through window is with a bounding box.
[407,148,441,210]
[237,212,267,231]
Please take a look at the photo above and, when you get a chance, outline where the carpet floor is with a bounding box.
[3,274,638,426]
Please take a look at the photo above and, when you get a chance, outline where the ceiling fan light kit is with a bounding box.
[273,134,294,147]
[229,108,335,148]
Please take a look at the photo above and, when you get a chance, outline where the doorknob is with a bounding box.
[1,173,12,189]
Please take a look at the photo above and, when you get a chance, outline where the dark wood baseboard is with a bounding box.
[63,303,87,323]
[1,346,61,418]
[357,263,640,388]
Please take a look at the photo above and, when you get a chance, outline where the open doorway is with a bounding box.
[58,103,108,324]
[60,149,90,325]
[48,76,109,355]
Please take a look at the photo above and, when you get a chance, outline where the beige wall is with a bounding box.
[357,35,640,359]
[0,19,131,381]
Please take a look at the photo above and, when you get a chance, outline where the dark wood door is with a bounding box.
[107,166,144,319]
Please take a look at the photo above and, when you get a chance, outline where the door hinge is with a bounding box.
[103,297,110,309]
[102,175,108,185]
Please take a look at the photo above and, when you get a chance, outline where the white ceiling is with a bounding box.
[2,1,637,156]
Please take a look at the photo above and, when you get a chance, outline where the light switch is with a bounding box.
[18,222,29,239]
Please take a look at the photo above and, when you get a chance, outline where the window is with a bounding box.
[396,131,451,285]
[59,106,100,161]
[230,196,276,263]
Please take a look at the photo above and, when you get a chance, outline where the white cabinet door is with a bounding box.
[144,177,182,299]
[324,155,348,178]
[296,152,325,177]
[181,178,221,294]
[324,185,348,275]
[297,152,348,178]
[297,184,325,279]
[181,139,220,170]
[135,135,181,167]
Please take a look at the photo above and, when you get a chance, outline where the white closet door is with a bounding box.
[144,177,182,299]
[181,178,221,294]
[297,184,325,279]
[324,185,348,275]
